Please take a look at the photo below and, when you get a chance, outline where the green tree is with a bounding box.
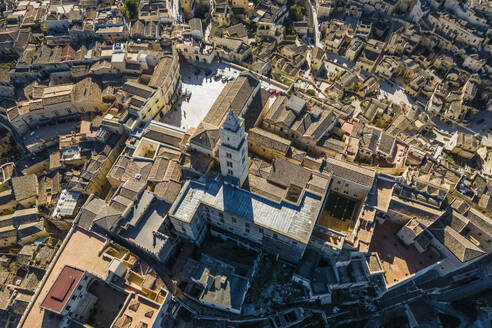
[290,4,303,21]
[285,24,295,36]
[123,0,139,20]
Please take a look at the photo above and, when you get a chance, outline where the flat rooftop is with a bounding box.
[389,141,408,167]
[170,178,324,243]
[119,192,170,259]
[40,266,83,314]
[366,177,395,213]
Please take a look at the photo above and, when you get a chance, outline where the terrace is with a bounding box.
[387,141,408,167]
[369,220,441,286]
[113,294,162,328]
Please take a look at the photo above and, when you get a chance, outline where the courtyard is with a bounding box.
[87,279,128,328]
[317,192,359,233]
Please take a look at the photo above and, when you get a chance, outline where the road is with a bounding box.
[310,0,321,47]
[172,0,183,24]
[204,19,212,41]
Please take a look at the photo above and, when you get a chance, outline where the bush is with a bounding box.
[306,89,316,97]
[123,0,139,20]
[446,153,460,170]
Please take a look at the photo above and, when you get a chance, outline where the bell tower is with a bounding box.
[218,110,248,186]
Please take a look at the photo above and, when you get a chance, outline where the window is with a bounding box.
[245,223,250,228]
[337,181,341,184]
[345,183,349,187]
[219,212,223,218]
[226,152,232,159]
[232,218,237,223]
[259,228,263,233]
[228,169,233,175]
[273,233,278,239]
[227,161,233,168]
[245,228,250,233]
